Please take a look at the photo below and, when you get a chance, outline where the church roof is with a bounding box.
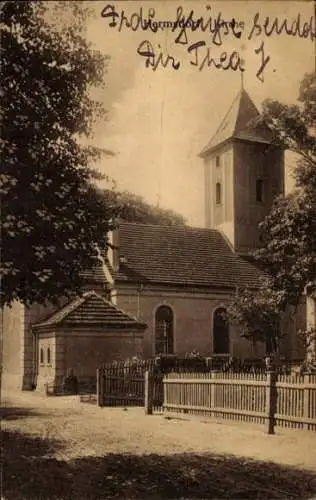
[33,291,147,330]
[115,222,264,289]
[199,89,273,157]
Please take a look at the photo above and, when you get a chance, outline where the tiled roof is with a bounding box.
[33,291,147,330]
[199,89,273,157]
[115,222,264,289]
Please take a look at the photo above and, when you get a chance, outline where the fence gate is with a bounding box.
[97,360,164,409]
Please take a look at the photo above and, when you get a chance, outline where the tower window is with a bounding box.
[215,156,221,167]
[47,347,51,365]
[256,179,264,202]
[40,348,44,365]
[216,182,222,204]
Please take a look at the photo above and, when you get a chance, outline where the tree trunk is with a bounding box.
[0,307,3,405]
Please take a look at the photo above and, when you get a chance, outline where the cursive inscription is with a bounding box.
[171,6,244,46]
[100,4,315,81]
[254,41,270,82]
[248,12,315,41]
[101,5,159,32]
[137,41,180,71]
[188,41,245,72]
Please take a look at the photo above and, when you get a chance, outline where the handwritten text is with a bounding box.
[100,4,315,82]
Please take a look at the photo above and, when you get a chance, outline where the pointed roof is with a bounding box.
[33,291,147,330]
[199,89,273,157]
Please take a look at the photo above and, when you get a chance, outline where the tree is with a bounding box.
[228,73,316,360]
[100,189,187,226]
[1,1,113,307]
[227,280,284,358]
[254,193,315,308]
[254,72,316,306]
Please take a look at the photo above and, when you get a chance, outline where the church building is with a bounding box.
[109,88,307,361]
[2,88,310,392]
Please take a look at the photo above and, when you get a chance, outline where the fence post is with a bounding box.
[162,373,167,410]
[265,370,277,434]
[97,368,104,407]
[303,373,311,429]
[210,371,215,417]
[145,370,153,415]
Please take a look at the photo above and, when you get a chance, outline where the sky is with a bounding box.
[80,1,314,226]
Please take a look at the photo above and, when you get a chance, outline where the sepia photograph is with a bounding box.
[1,0,316,498]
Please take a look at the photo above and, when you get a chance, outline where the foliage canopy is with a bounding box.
[1,1,111,307]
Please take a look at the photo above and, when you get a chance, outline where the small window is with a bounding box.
[215,156,220,167]
[216,182,222,204]
[40,348,44,365]
[47,347,51,365]
[256,179,264,202]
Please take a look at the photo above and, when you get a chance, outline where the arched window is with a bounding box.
[40,348,44,364]
[215,183,222,204]
[47,347,51,365]
[213,308,229,354]
[155,306,174,355]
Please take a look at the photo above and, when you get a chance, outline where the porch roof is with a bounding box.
[32,291,147,330]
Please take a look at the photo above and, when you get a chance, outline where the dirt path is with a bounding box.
[2,389,316,499]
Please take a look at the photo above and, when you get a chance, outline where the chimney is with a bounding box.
[94,244,114,290]
[110,288,117,305]
[107,227,120,272]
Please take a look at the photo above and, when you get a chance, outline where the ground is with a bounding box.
[2,388,316,499]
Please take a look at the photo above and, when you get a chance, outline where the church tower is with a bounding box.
[199,88,285,255]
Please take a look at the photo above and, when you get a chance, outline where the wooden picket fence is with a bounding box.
[275,374,316,430]
[96,356,211,409]
[149,371,316,433]
[96,358,316,433]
